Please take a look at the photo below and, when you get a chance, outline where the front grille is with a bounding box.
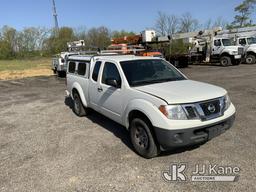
[238,47,244,55]
[182,97,225,121]
[200,100,221,116]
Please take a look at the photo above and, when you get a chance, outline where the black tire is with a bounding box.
[245,55,256,64]
[57,71,61,77]
[57,71,66,78]
[232,59,241,65]
[73,92,87,117]
[220,56,231,66]
[130,117,160,158]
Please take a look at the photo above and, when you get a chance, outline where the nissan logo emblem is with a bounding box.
[208,104,216,113]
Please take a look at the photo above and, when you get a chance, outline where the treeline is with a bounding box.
[0,25,134,59]
[0,0,255,59]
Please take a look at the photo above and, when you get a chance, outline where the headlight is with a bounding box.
[231,51,238,55]
[159,105,187,120]
[224,94,231,111]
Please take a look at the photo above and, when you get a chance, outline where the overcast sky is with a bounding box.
[0,0,255,32]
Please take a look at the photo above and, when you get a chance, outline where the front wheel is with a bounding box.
[130,118,160,158]
[245,55,256,64]
[220,56,231,66]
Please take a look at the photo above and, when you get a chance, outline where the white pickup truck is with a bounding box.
[66,55,236,158]
[52,52,78,77]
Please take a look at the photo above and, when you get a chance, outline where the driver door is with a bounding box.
[212,39,223,55]
[97,61,124,124]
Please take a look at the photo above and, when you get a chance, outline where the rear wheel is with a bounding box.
[220,56,231,66]
[130,117,160,158]
[57,71,66,78]
[246,55,256,64]
[73,92,88,117]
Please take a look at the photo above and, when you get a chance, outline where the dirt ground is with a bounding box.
[0,68,52,80]
[0,58,52,80]
[0,64,255,192]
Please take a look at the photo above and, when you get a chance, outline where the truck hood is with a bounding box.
[134,80,227,104]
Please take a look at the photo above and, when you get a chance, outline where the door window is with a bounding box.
[239,38,246,45]
[214,39,221,46]
[102,62,122,88]
[92,61,102,82]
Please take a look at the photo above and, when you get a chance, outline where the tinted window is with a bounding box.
[120,59,185,87]
[77,63,87,76]
[214,39,221,46]
[248,37,256,45]
[222,39,235,46]
[92,61,102,82]
[68,62,76,73]
[239,38,246,45]
[102,62,121,87]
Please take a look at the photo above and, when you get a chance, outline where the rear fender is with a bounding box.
[72,82,88,107]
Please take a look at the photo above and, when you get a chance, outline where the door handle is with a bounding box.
[97,87,103,92]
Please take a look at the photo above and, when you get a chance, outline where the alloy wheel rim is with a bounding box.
[134,123,149,149]
[221,59,227,66]
[246,57,253,64]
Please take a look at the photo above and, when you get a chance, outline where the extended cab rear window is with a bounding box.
[68,62,76,73]
[77,63,87,76]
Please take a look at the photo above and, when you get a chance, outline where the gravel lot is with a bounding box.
[0,64,256,192]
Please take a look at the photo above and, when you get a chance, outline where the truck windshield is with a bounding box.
[222,39,235,46]
[120,59,186,87]
[247,37,256,45]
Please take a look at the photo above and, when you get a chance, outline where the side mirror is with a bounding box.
[106,78,120,88]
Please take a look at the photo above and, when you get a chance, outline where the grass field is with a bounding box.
[0,57,52,80]
[0,57,51,71]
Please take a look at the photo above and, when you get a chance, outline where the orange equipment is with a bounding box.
[111,35,142,45]
[109,34,163,57]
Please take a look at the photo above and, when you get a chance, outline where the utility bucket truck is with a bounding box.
[148,28,244,67]
[51,40,85,77]
[217,26,256,64]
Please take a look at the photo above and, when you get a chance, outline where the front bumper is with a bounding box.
[234,55,242,59]
[154,114,235,150]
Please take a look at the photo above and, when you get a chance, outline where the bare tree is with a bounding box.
[180,13,199,32]
[166,15,179,35]
[155,11,168,36]
[155,12,180,36]
[204,19,212,29]
[73,26,87,40]
[213,17,228,29]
